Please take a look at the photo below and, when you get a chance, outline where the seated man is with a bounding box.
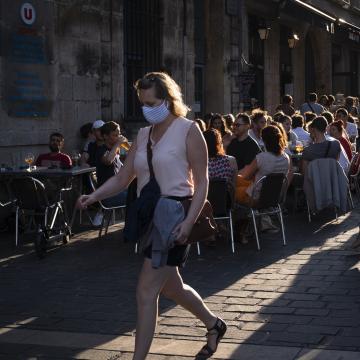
[291,114,310,143]
[95,121,128,207]
[301,116,341,174]
[249,110,267,149]
[36,132,72,168]
[226,113,261,171]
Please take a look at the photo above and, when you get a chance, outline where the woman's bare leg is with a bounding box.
[161,268,219,348]
[133,259,173,360]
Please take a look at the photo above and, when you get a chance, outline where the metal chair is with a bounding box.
[9,177,71,258]
[0,180,15,233]
[349,153,360,201]
[238,173,287,251]
[88,174,126,239]
[204,178,235,254]
[0,179,14,208]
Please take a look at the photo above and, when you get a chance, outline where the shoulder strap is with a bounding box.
[307,102,315,113]
[324,141,331,158]
[146,127,155,179]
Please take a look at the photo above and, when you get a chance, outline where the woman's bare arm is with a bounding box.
[238,159,258,180]
[185,124,209,225]
[77,139,137,208]
[173,124,208,243]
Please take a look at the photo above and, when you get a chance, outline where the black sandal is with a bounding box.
[196,317,227,359]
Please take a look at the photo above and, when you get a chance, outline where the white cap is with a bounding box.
[92,120,105,129]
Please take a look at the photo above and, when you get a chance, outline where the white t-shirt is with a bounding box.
[326,135,350,173]
[346,122,358,140]
[249,129,264,149]
[293,127,311,143]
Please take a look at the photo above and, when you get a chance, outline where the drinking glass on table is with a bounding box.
[71,150,81,167]
[294,141,304,154]
[24,153,35,171]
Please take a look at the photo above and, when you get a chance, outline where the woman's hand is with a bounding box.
[172,220,194,245]
[76,194,96,210]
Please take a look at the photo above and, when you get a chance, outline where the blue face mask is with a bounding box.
[142,101,170,124]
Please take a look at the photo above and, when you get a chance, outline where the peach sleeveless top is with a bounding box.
[134,117,194,197]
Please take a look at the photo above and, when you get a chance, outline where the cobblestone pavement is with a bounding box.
[0,207,359,359]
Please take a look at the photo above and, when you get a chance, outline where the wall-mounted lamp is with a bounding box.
[258,27,271,40]
[288,34,299,49]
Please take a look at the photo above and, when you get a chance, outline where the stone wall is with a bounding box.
[0,0,123,165]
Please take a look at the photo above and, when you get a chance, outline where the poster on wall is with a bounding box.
[239,71,256,110]
[0,0,54,117]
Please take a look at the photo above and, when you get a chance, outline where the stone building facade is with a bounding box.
[0,0,359,164]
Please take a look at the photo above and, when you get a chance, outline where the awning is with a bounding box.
[291,0,360,34]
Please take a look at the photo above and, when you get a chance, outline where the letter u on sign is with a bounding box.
[20,3,36,25]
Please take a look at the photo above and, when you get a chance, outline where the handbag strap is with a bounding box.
[147,127,155,179]
[307,102,315,113]
[324,141,331,158]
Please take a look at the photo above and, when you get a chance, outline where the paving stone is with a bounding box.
[240,322,288,332]
[295,348,360,360]
[259,307,296,315]
[244,285,281,292]
[282,293,319,301]
[224,305,261,313]
[267,332,324,345]
[290,301,326,309]
[258,299,290,307]
[327,336,360,348]
[294,308,330,316]
[224,298,261,305]
[287,324,339,335]
[311,317,360,327]
[252,291,281,299]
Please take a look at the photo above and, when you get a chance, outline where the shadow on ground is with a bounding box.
[0,204,359,359]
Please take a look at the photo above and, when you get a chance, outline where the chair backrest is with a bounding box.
[207,178,233,216]
[10,177,49,210]
[0,180,13,207]
[255,173,287,208]
[349,152,360,177]
[88,172,97,192]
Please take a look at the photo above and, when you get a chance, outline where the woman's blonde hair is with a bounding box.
[134,72,190,117]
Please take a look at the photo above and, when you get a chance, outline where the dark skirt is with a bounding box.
[144,243,191,267]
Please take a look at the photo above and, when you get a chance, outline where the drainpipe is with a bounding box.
[109,0,113,120]
[182,0,187,102]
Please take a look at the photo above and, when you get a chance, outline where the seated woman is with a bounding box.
[208,113,233,148]
[329,120,353,162]
[278,114,298,152]
[235,125,292,206]
[203,129,238,188]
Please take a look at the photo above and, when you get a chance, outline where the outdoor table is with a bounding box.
[0,166,96,231]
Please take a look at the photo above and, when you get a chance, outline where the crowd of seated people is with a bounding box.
[194,91,359,242]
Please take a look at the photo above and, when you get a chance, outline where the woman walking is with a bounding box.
[77,72,227,359]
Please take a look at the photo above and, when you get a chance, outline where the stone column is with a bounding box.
[203,0,231,114]
[162,0,195,117]
[312,29,332,95]
[292,36,306,109]
[264,21,280,114]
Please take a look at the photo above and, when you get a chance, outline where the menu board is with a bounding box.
[1,1,54,117]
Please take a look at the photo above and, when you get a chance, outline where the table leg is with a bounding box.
[70,176,82,230]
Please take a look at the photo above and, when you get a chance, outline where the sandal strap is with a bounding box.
[197,344,215,357]
[207,318,226,334]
